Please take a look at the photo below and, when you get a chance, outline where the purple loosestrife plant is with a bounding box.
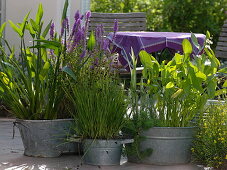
[74,10,81,21]
[70,14,81,41]
[49,9,119,78]
[62,12,126,141]
[69,27,83,53]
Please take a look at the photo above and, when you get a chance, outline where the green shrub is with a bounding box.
[192,102,227,168]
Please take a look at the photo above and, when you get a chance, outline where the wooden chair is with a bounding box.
[89,12,146,35]
[216,19,227,60]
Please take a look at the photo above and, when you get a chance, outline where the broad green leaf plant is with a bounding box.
[139,33,225,127]
[0,4,67,120]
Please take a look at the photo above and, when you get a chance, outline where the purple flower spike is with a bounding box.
[96,24,105,49]
[114,19,118,33]
[96,25,101,41]
[95,26,100,37]
[76,28,83,42]
[85,11,91,20]
[82,26,85,33]
[103,39,110,52]
[71,18,81,38]
[61,17,69,37]
[50,22,55,39]
[74,10,80,21]
[76,19,81,29]
[69,27,83,52]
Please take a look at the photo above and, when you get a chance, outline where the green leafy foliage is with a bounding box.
[35,3,43,25]
[87,31,96,51]
[62,0,69,21]
[182,39,192,55]
[0,22,6,38]
[139,34,221,127]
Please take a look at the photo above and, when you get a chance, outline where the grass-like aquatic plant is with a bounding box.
[66,65,127,140]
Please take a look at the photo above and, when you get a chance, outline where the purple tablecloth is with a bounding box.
[107,32,206,69]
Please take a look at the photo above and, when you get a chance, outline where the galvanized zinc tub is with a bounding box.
[83,139,133,166]
[15,119,79,157]
[139,127,195,165]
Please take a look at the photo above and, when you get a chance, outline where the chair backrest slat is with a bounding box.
[216,20,227,59]
[89,12,146,35]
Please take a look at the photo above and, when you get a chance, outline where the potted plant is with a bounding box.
[124,32,225,165]
[63,19,133,165]
[0,1,82,157]
[67,65,131,166]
